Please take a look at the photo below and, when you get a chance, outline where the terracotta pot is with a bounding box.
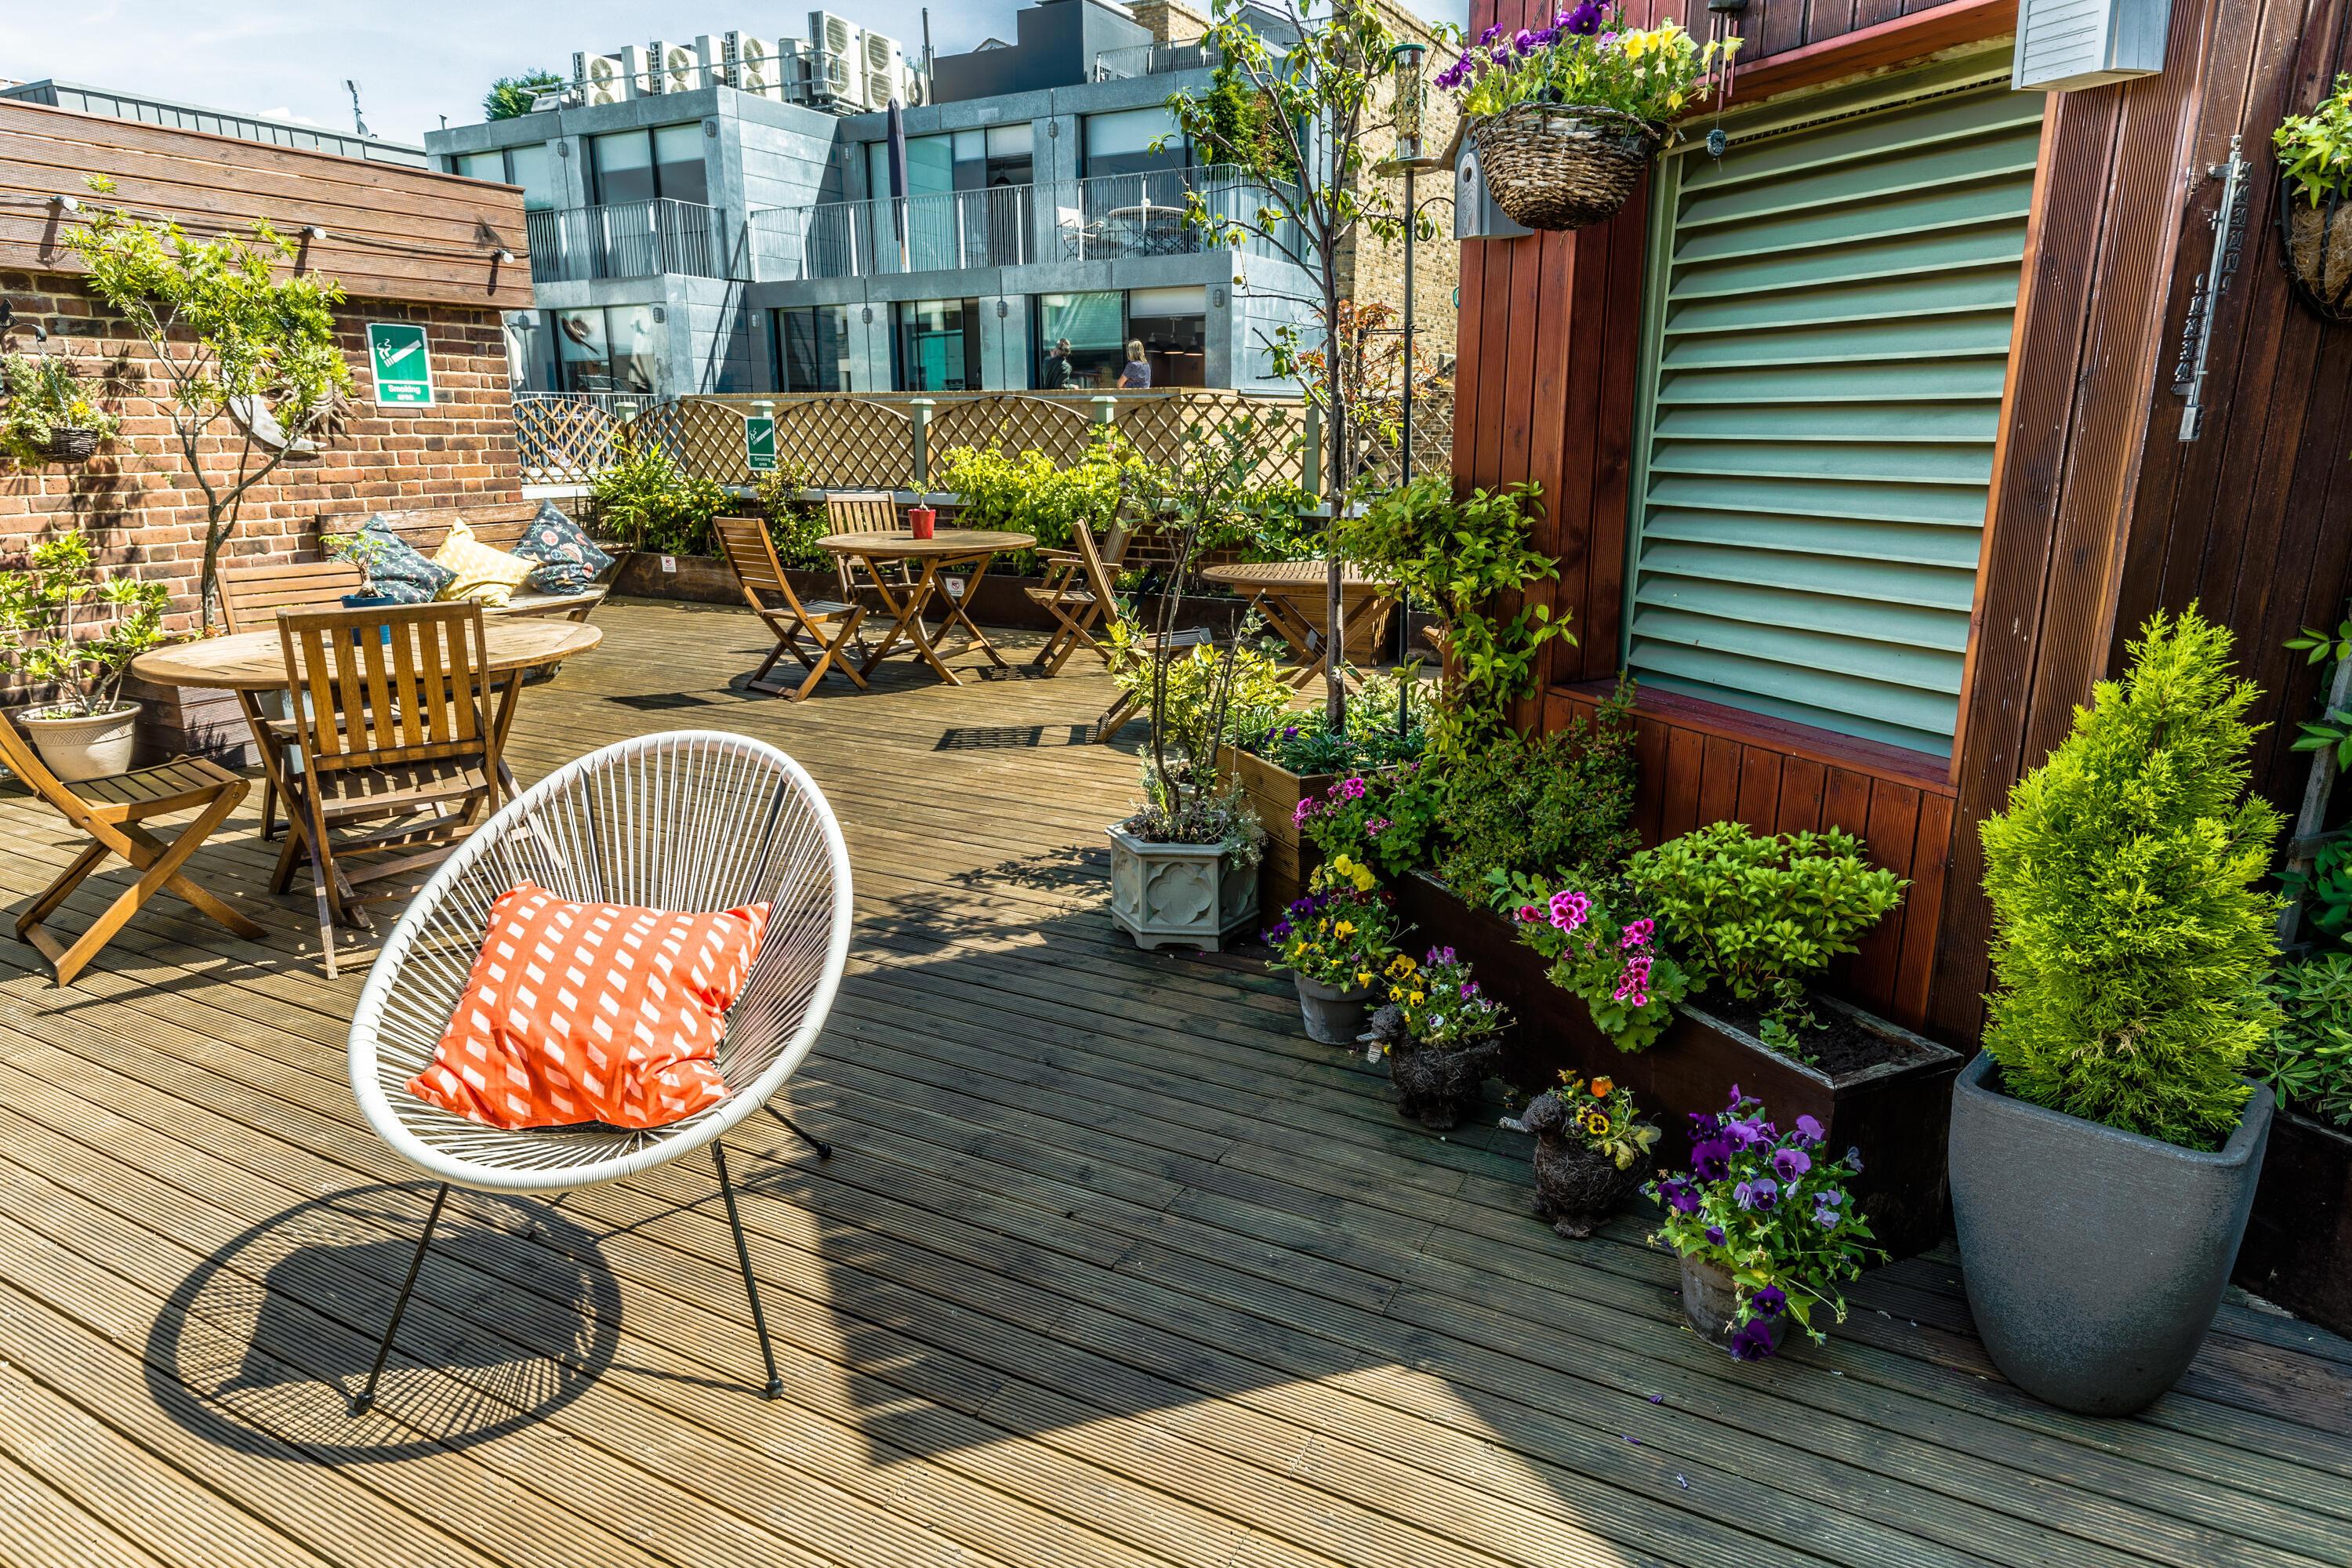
[17,700,140,782]
[1523,1091,1650,1239]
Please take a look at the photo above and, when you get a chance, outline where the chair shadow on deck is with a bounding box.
[147,1184,622,1464]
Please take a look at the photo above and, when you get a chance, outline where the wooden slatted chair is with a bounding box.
[1026,517,1136,677]
[221,560,368,843]
[0,710,262,985]
[273,603,503,977]
[822,491,971,617]
[714,516,870,702]
[1036,521,1218,742]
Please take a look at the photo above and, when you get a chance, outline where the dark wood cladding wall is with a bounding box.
[1457,0,2352,1048]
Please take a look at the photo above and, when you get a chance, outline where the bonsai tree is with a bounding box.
[484,70,567,121]
[1977,606,2285,1150]
[0,353,122,467]
[1167,0,1425,724]
[67,177,353,632]
[0,531,170,717]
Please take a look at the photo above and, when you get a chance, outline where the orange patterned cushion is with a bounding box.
[408,882,769,1130]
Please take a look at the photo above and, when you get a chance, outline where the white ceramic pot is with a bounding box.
[17,701,141,783]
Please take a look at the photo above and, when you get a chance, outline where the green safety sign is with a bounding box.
[744,414,778,472]
[365,321,435,407]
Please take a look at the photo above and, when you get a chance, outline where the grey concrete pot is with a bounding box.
[1294,973,1375,1045]
[1105,825,1259,953]
[1679,1254,1789,1356]
[1948,1051,2274,1416]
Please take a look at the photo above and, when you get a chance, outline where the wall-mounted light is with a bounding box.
[996,299,1009,318]
[49,194,79,214]
[492,247,515,264]
[303,224,329,242]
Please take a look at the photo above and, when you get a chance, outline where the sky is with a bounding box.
[4,0,1467,147]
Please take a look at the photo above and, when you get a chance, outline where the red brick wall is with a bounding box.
[0,271,521,633]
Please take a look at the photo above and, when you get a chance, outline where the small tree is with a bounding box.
[484,71,567,122]
[1168,0,1423,725]
[67,181,353,633]
[1978,606,2285,1149]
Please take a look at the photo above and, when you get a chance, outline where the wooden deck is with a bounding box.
[0,597,2345,1568]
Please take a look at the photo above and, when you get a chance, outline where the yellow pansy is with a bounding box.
[1668,90,1683,111]
[1356,970,1372,986]
[1623,30,1649,58]
[1334,920,1356,938]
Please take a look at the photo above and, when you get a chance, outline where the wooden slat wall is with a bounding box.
[0,98,532,309]
[1461,0,2352,1048]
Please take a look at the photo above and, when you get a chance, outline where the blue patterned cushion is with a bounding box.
[510,501,614,596]
[328,514,452,604]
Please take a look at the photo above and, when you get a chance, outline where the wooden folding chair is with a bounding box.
[715,516,870,702]
[826,491,976,621]
[221,560,368,844]
[1027,517,1135,677]
[0,710,262,986]
[272,603,503,977]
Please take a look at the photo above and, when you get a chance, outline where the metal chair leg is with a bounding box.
[353,1182,448,1414]
[712,1141,783,1399]
[764,1105,833,1160]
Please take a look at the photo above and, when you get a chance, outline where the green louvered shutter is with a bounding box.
[1622,60,2044,757]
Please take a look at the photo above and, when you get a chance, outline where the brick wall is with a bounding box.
[1332,0,1463,375]
[0,273,521,633]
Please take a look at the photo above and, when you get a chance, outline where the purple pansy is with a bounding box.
[1846,1145,1864,1174]
[1751,1284,1788,1319]
[1794,1114,1825,1145]
[1772,1146,1812,1182]
[1691,1138,1733,1181]
[1564,1,1605,33]
[1733,1177,1780,1211]
[1705,1225,1726,1246]
[1729,1317,1780,1360]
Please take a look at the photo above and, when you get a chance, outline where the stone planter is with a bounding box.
[1387,1033,1504,1131]
[1949,1052,2274,1416]
[16,700,140,782]
[1105,824,1259,952]
[1389,869,1962,1259]
[1679,1254,1789,1356]
[2235,1108,2352,1340]
[1523,1092,1650,1239]
[1218,746,1336,925]
[1293,972,1375,1046]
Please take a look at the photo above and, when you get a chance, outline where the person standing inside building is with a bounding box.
[1047,337,1077,389]
[1118,339,1152,389]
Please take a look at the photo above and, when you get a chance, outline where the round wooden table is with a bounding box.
[818,528,1035,686]
[1199,559,1396,689]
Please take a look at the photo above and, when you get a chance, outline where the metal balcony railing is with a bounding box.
[524,198,732,283]
[1054,165,1301,263]
[748,183,1038,281]
[1091,40,1218,79]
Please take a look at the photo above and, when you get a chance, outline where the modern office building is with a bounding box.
[423,0,1385,400]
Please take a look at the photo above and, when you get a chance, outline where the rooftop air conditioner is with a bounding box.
[809,13,869,107]
[730,32,785,98]
[581,49,641,106]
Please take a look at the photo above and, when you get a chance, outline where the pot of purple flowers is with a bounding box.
[1646,1087,1883,1360]
[1366,946,1508,1131]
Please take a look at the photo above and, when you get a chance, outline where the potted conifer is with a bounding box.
[1952,608,2281,1416]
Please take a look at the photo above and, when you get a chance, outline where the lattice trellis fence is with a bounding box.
[925,394,1096,471]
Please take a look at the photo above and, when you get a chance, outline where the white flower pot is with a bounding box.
[1105,824,1259,952]
[16,701,141,783]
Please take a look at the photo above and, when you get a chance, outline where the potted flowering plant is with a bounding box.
[1436,7,1739,231]
[1364,946,1509,1130]
[1647,1088,1880,1360]
[1517,1072,1660,1238]
[0,354,122,467]
[2275,72,2352,321]
[0,531,171,782]
[1502,874,1687,1052]
[1265,854,1407,1044]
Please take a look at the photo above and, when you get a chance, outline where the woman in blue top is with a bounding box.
[1117,340,1152,389]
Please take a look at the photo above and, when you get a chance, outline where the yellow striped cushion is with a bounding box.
[431,520,537,608]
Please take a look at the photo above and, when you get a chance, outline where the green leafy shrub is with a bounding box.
[752,461,829,569]
[1330,474,1567,743]
[2259,953,2352,1130]
[1977,607,2284,1149]
[1429,690,1639,898]
[1296,760,1446,878]
[1247,671,1430,775]
[935,434,1142,561]
[2278,73,2352,206]
[589,432,730,557]
[1623,822,1904,1030]
[0,531,170,717]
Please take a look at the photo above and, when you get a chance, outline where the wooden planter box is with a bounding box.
[2235,1109,2352,1338]
[1218,746,1336,926]
[1389,869,1962,1259]
[608,550,744,606]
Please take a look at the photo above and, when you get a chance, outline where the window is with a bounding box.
[1125,285,1208,389]
[1033,292,1124,389]
[893,299,981,391]
[590,125,708,207]
[772,305,854,393]
[455,145,554,210]
[1620,67,2042,757]
[1083,107,1185,180]
[865,123,1034,198]
[551,304,664,395]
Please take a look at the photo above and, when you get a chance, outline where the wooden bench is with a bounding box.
[302,502,612,622]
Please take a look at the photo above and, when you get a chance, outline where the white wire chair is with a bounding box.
[346,730,854,1411]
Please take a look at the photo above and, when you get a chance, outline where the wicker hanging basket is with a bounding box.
[2277,172,2352,324]
[1470,102,1664,232]
[38,427,101,463]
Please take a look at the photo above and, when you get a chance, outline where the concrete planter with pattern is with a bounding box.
[1105,824,1258,953]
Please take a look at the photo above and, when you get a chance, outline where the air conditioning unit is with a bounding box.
[863,34,906,110]
[648,40,704,94]
[729,31,786,98]
[579,48,641,106]
[809,13,869,107]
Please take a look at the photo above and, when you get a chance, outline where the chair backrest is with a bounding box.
[277,603,495,777]
[824,492,902,536]
[220,561,365,635]
[1070,520,1128,635]
[348,730,855,1191]
[714,516,823,619]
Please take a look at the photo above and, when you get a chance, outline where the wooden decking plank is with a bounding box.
[0,1445,172,1568]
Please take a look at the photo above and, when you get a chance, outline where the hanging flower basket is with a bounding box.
[1470,103,1664,232]
[38,426,104,464]
[2276,173,2352,324]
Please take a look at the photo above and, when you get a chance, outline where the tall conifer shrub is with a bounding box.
[1978,607,2284,1149]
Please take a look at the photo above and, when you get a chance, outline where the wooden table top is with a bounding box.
[1200,559,1389,592]
[817,529,1035,559]
[131,619,604,691]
